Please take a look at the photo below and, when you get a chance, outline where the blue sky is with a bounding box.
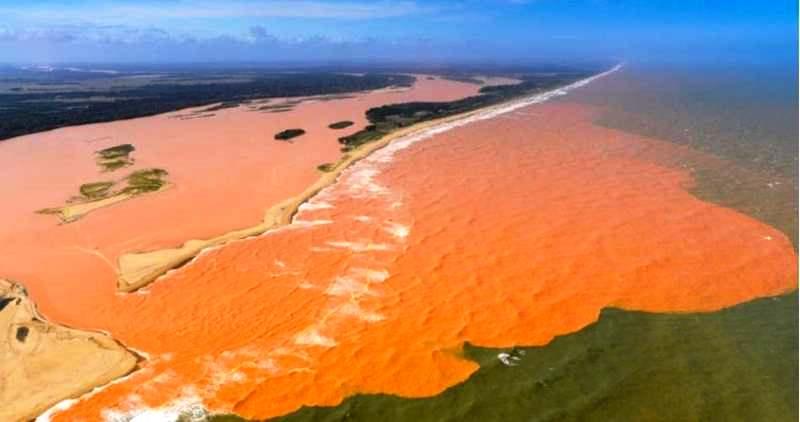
[0,0,795,64]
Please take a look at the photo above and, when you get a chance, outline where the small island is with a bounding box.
[38,168,170,223]
[96,144,135,172]
[274,128,306,141]
[328,120,354,129]
[316,162,336,172]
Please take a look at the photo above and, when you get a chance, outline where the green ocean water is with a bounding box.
[262,294,797,422]
[212,64,798,422]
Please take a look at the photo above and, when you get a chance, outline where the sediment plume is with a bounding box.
[47,66,796,420]
[117,66,623,292]
[0,75,502,418]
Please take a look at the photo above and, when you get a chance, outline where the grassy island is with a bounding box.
[328,120,354,129]
[96,144,135,172]
[79,181,115,200]
[316,163,336,172]
[38,167,169,223]
[275,129,306,141]
[121,168,169,195]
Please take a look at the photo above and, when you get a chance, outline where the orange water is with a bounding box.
[49,101,796,420]
[0,76,479,326]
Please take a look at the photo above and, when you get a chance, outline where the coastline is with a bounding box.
[116,64,623,293]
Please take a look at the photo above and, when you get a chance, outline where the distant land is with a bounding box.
[0,63,608,141]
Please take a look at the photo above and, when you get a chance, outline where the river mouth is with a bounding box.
[48,66,796,420]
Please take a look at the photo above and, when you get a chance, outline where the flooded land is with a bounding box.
[0,64,796,421]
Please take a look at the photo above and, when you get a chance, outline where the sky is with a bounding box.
[0,0,795,64]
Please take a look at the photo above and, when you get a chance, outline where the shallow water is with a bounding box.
[52,92,796,420]
[0,76,481,325]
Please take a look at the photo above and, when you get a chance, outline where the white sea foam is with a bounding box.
[101,394,207,422]
[297,201,333,211]
[36,399,79,422]
[339,302,385,322]
[326,276,373,297]
[294,327,337,347]
[350,267,390,283]
[37,356,148,421]
[326,241,392,252]
[497,352,522,367]
[342,167,387,198]
[384,222,410,239]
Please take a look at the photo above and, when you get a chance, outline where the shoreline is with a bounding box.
[116,64,623,293]
[0,279,139,422]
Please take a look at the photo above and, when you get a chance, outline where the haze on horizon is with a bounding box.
[0,0,795,66]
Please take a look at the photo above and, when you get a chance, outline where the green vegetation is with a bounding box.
[79,181,114,200]
[210,293,797,422]
[37,167,169,221]
[338,71,594,151]
[199,101,241,112]
[97,144,135,160]
[96,144,135,171]
[0,70,415,141]
[328,120,354,129]
[439,74,485,85]
[258,105,294,113]
[121,168,168,195]
[316,163,336,172]
[70,168,168,204]
[337,125,387,150]
[274,129,306,141]
[99,159,131,172]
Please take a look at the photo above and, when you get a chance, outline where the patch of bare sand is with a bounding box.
[40,184,171,224]
[0,279,137,422]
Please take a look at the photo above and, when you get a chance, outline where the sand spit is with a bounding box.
[0,279,137,422]
[41,183,171,224]
[117,66,623,292]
